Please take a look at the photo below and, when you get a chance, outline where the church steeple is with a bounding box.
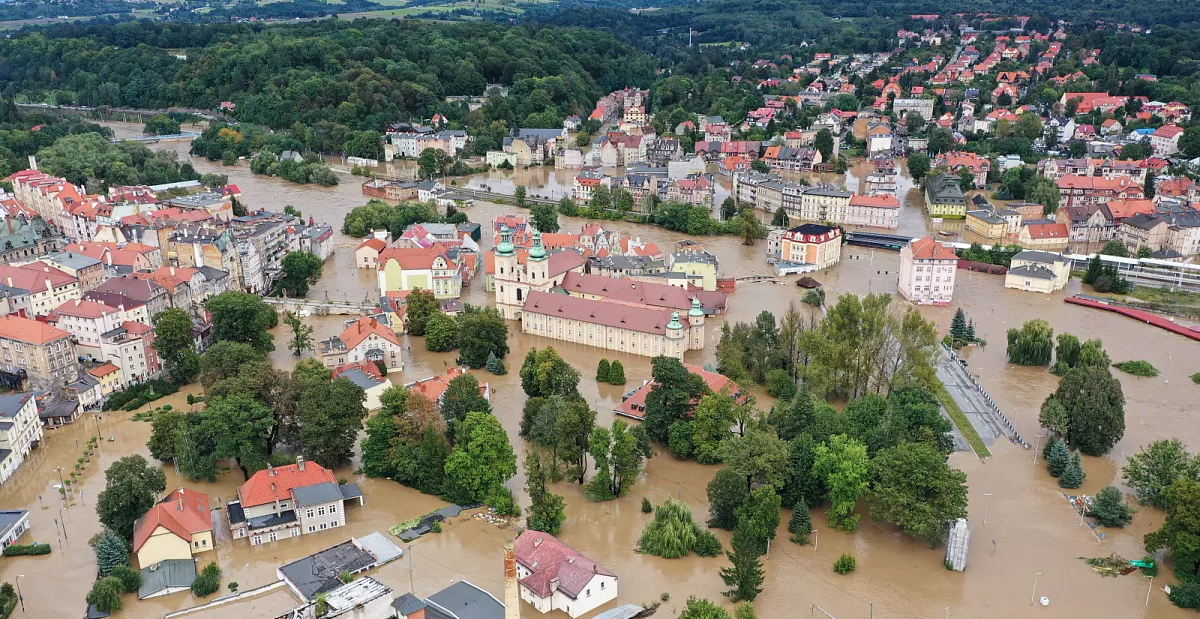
[497,224,515,257]
[529,229,547,261]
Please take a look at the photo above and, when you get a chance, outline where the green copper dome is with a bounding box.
[667,310,683,330]
[496,224,515,256]
[529,228,547,261]
[688,297,704,318]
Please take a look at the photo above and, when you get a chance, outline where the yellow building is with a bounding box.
[669,250,720,291]
[779,224,842,269]
[88,363,121,396]
[964,209,1008,239]
[377,243,463,299]
[1018,223,1070,251]
[521,292,705,359]
[924,174,968,219]
[133,489,214,569]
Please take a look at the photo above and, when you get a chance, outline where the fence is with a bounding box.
[942,344,1030,449]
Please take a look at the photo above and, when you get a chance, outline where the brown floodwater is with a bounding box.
[2,122,1194,619]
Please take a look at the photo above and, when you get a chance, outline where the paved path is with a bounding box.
[936,352,1005,447]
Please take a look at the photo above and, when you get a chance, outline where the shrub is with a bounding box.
[191,562,222,597]
[638,499,705,559]
[487,487,521,517]
[87,577,123,613]
[1191,373,1200,385]
[1087,486,1136,527]
[338,570,354,584]
[641,497,653,513]
[833,553,857,575]
[692,530,722,557]
[110,564,142,593]
[1170,582,1200,609]
[596,359,611,383]
[228,582,240,592]
[431,521,443,533]
[765,369,796,401]
[2,543,50,556]
[1113,360,1159,377]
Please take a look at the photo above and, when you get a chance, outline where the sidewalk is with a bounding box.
[936,354,1005,448]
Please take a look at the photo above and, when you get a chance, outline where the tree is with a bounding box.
[813,434,869,531]
[1047,439,1070,477]
[97,455,167,540]
[1059,451,1085,489]
[638,499,707,558]
[152,308,199,383]
[949,308,968,344]
[928,128,954,155]
[718,428,790,491]
[198,340,264,388]
[144,114,181,136]
[520,347,581,399]
[771,206,788,227]
[1050,333,1081,375]
[814,128,834,161]
[147,410,184,462]
[720,532,766,602]
[279,250,323,297]
[1145,174,1156,200]
[736,208,767,245]
[596,359,611,383]
[530,203,560,233]
[524,450,566,534]
[722,197,738,221]
[443,412,517,505]
[679,597,732,619]
[192,562,222,597]
[788,500,812,544]
[707,467,749,530]
[94,530,129,575]
[417,148,445,179]
[867,442,968,546]
[750,159,770,173]
[1145,478,1200,579]
[589,185,612,213]
[283,311,314,357]
[691,392,737,464]
[514,185,527,208]
[1042,365,1125,456]
[608,360,626,385]
[486,352,507,375]
[1088,486,1135,527]
[297,373,367,469]
[87,577,123,613]
[782,433,823,509]
[557,196,578,216]
[1006,319,1054,366]
[405,289,439,336]
[1100,240,1129,257]
[907,153,931,182]
[181,392,276,480]
[204,291,277,352]
[734,602,757,619]
[110,564,142,592]
[643,356,711,442]
[1123,439,1200,508]
[456,307,508,368]
[361,387,405,479]
[587,421,647,500]
[734,487,781,556]
[441,373,492,428]
[1180,126,1200,159]
[425,312,459,352]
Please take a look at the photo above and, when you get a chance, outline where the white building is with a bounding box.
[0,510,30,551]
[1004,250,1070,293]
[0,393,42,484]
[898,236,957,306]
[513,530,617,618]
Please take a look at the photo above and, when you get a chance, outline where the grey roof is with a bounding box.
[0,392,33,418]
[43,251,102,270]
[354,531,401,564]
[393,593,428,616]
[672,251,718,265]
[805,187,851,198]
[0,510,27,541]
[593,605,648,619]
[69,373,100,391]
[196,266,228,282]
[341,483,363,502]
[926,174,966,204]
[93,276,165,302]
[1008,264,1056,280]
[338,367,385,391]
[279,540,377,600]
[966,209,1006,225]
[1124,214,1164,230]
[1013,250,1065,265]
[138,559,197,599]
[516,128,564,141]
[39,400,78,420]
[426,581,505,619]
[292,482,345,508]
[0,451,12,466]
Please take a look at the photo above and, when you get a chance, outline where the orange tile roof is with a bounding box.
[908,237,957,260]
[0,315,71,345]
[356,238,387,253]
[1104,199,1156,220]
[616,364,748,419]
[338,316,402,351]
[88,362,120,378]
[377,244,456,271]
[133,488,212,552]
[1024,223,1069,239]
[236,461,337,508]
[133,267,198,293]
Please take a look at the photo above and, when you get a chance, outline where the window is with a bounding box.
[587,589,591,597]
[600,582,605,590]
[306,509,314,518]
[309,526,316,533]
[252,535,262,545]
[319,523,327,530]
[329,504,337,513]
[291,528,300,537]
[268,531,278,542]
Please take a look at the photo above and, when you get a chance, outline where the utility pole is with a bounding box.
[407,545,414,593]
[983,493,994,524]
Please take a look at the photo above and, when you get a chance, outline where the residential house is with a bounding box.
[331,362,392,411]
[0,315,77,392]
[66,373,102,411]
[1058,204,1116,245]
[133,267,205,318]
[1004,251,1070,293]
[1119,214,1173,254]
[898,237,957,305]
[392,581,504,619]
[867,122,894,155]
[1018,222,1070,251]
[99,321,161,388]
[1151,125,1184,156]
[356,237,387,270]
[88,362,121,397]
[132,488,214,568]
[377,244,464,299]
[616,363,748,420]
[85,276,169,326]
[924,174,968,219]
[513,530,618,618]
[934,152,989,188]
[1055,175,1145,209]
[0,262,80,316]
[227,457,364,546]
[30,252,104,292]
[965,209,1009,239]
[776,224,843,269]
[0,212,63,264]
[51,299,128,358]
[319,317,405,373]
[405,367,491,409]
[669,251,720,291]
[0,393,42,484]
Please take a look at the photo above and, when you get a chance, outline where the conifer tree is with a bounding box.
[720,530,765,602]
[771,206,788,227]
[596,359,611,383]
[1083,255,1102,285]
[608,360,626,385]
[486,352,507,375]
[965,320,976,342]
[1047,439,1070,478]
[787,500,812,545]
[950,308,968,342]
[1059,451,1085,489]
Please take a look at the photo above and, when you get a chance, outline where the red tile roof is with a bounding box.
[1104,199,1156,220]
[53,299,122,320]
[377,244,456,271]
[1024,223,1069,240]
[558,272,726,313]
[338,317,402,351]
[133,488,212,553]
[356,238,387,253]
[0,315,70,345]
[0,263,76,294]
[514,530,615,600]
[236,461,337,508]
[522,291,688,336]
[849,194,901,208]
[615,364,748,420]
[908,237,957,260]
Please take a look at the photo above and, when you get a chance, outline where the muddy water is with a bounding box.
[3,122,1193,619]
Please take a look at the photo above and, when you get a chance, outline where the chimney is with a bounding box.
[533,537,542,548]
[267,463,275,476]
[27,155,37,171]
[296,455,305,472]
[503,543,520,619]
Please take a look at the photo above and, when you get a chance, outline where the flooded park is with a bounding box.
[0,122,1195,619]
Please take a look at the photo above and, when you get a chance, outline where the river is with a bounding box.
[0,122,1194,619]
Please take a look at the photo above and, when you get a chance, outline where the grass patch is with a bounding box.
[1113,360,1160,377]
[931,377,991,458]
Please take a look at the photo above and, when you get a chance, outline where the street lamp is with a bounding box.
[1031,571,1044,604]
[58,508,69,541]
[14,575,24,612]
[984,493,994,525]
[811,529,818,551]
[54,467,67,507]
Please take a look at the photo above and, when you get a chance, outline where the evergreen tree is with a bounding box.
[1083,255,1103,285]
[1059,451,1085,489]
[771,206,788,227]
[486,352,507,375]
[1047,439,1070,477]
[1145,174,1156,200]
[950,308,968,343]
[94,530,129,575]
[1042,434,1060,461]
[608,360,626,385]
[596,359,611,383]
[788,500,812,545]
[720,530,766,602]
[1087,485,1136,527]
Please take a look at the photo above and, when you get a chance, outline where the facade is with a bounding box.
[898,237,957,305]
[319,317,404,373]
[377,244,463,299]
[521,291,705,360]
[0,315,78,392]
[964,209,1008,239]
[669,251,720,291]
[51,299,127,357]
[1055,175,1144,209]
[492,228,587,320]
[1018,222,1070,250]
[227,457,363,546]
[0,393,42,485]
[355,238,387,270]
[1151,125,1184,156]
[133,488,215,569]
[88,362,122,397]
[892,97,935,120]
[777,224,843,269]
[845,194,900,229]
[924,174,968,219]
[1004,251,1070,293]
[0,511,30,551]
[0,262,81,316]
[513,530,618,618]
[99,321,161,388]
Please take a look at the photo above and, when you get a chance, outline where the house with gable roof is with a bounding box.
[513,529,618,618]
[319,316,404,372]
[133,488,215,569]
[227,456,363,546]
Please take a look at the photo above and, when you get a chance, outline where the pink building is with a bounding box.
[898,237,957,306]
[846,194,900,229]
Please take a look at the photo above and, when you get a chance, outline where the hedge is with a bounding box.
[3,543,50,556]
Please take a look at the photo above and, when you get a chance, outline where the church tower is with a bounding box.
[688,297,706,350]
[494,225,519,319]
[528,229,549,287]
[665,310,685,359]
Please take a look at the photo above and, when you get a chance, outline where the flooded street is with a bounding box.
[1,122,1195,619]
